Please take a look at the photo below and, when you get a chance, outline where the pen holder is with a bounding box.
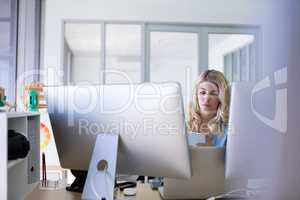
[39,170,68,190]
[0,87,7,111]
[28,89,39,112]
[0,96,5,107]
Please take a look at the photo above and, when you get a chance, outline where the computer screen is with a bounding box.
[45,82,191,179]
[226,82,284,191]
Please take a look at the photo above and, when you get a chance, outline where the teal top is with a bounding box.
[211,124,228,147]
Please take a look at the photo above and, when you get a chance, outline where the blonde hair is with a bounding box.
[188,69,230,134]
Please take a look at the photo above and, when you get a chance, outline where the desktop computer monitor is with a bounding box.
[226,82,284,192]
[45,82,191,179]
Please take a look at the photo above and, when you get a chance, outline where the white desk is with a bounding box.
[25,183,162,200]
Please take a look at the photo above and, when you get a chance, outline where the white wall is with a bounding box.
[209,34,254,72]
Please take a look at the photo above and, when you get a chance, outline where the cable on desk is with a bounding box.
[206,187,264,200]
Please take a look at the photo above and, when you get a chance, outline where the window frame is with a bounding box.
[205,26,262,81]
[61,20,261,85]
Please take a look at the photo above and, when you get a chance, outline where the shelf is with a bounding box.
[2,112,40,199]
[7,112,39,119]
[8,158,26,169]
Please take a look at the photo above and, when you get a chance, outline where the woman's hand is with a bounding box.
[195,133,213,146]
[198,124,214,145]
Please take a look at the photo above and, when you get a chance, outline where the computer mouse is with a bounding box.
[123,187,137,196]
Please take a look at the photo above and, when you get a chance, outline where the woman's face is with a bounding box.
[197,81,220,116]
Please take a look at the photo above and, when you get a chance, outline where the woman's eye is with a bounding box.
[211,92,218,96]
[199,91,206,95]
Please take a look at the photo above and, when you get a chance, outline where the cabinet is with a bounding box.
[0,112,40,200]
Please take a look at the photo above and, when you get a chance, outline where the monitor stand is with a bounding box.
[66,170,87,193]
[82,134,119,200]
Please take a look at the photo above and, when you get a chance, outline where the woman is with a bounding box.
[188,69,230,147]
